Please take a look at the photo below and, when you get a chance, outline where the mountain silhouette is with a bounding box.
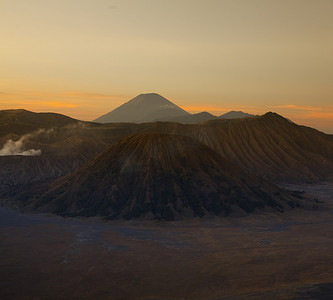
[159,112,218,124]
[12,133,299,220]
[0,109,78,136]
[94,93,254,124]
[94,93,190,123]
[219,111,254,119]
[162,111,254,124]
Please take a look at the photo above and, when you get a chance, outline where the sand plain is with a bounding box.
[0,183,332,300]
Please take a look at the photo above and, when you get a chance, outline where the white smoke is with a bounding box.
[0,132,42,157]
[0,123,86,157]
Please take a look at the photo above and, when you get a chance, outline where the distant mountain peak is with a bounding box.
[138,92,161,97]
[219,111,254,119]
[94,94,257,124]
[129,93,169,102]
[195,111,214,116]
[94,93,190,123]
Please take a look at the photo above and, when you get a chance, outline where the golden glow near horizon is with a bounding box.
[1,0,332,132]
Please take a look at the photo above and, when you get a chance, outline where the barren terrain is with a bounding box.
[0,184,332,299]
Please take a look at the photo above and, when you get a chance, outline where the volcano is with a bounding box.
[14,133,300,220]
[94,93,190,123]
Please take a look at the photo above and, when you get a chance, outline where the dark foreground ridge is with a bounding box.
[11,133,301,220]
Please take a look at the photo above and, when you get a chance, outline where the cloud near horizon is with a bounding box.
[269,105,329,111]
[268,104,333,118]
[0,91,128,120]
[267,105,333,133]
[180,105,229,114]
[27,101,78,108]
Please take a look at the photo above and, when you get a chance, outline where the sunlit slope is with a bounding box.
[14,134,299,220]
[94,93,190,123]
[144,113,333,182]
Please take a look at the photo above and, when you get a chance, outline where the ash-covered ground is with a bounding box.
[0,183,333,300]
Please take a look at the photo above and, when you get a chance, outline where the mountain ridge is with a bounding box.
[142,112,333,183]
[94,93,254,124]
[219,110,254,119]
[0,109,332,193]
[0,109,79,137]
[10,133,301,220]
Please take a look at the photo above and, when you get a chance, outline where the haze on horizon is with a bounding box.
[1,0,332,133]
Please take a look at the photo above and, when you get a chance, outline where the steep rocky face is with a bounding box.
[94,93,190,123]
[143,113,333,183]
[13,134,299,220]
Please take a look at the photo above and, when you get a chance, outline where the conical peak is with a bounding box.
[94,93,190,123]
[129,93,172,105]
[137,92,162,97]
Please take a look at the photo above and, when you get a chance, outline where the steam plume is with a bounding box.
[0,133,42,156]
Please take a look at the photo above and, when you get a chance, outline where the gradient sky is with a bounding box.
[1,0,332,133]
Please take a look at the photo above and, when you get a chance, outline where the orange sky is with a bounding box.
[1,0,332,133]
